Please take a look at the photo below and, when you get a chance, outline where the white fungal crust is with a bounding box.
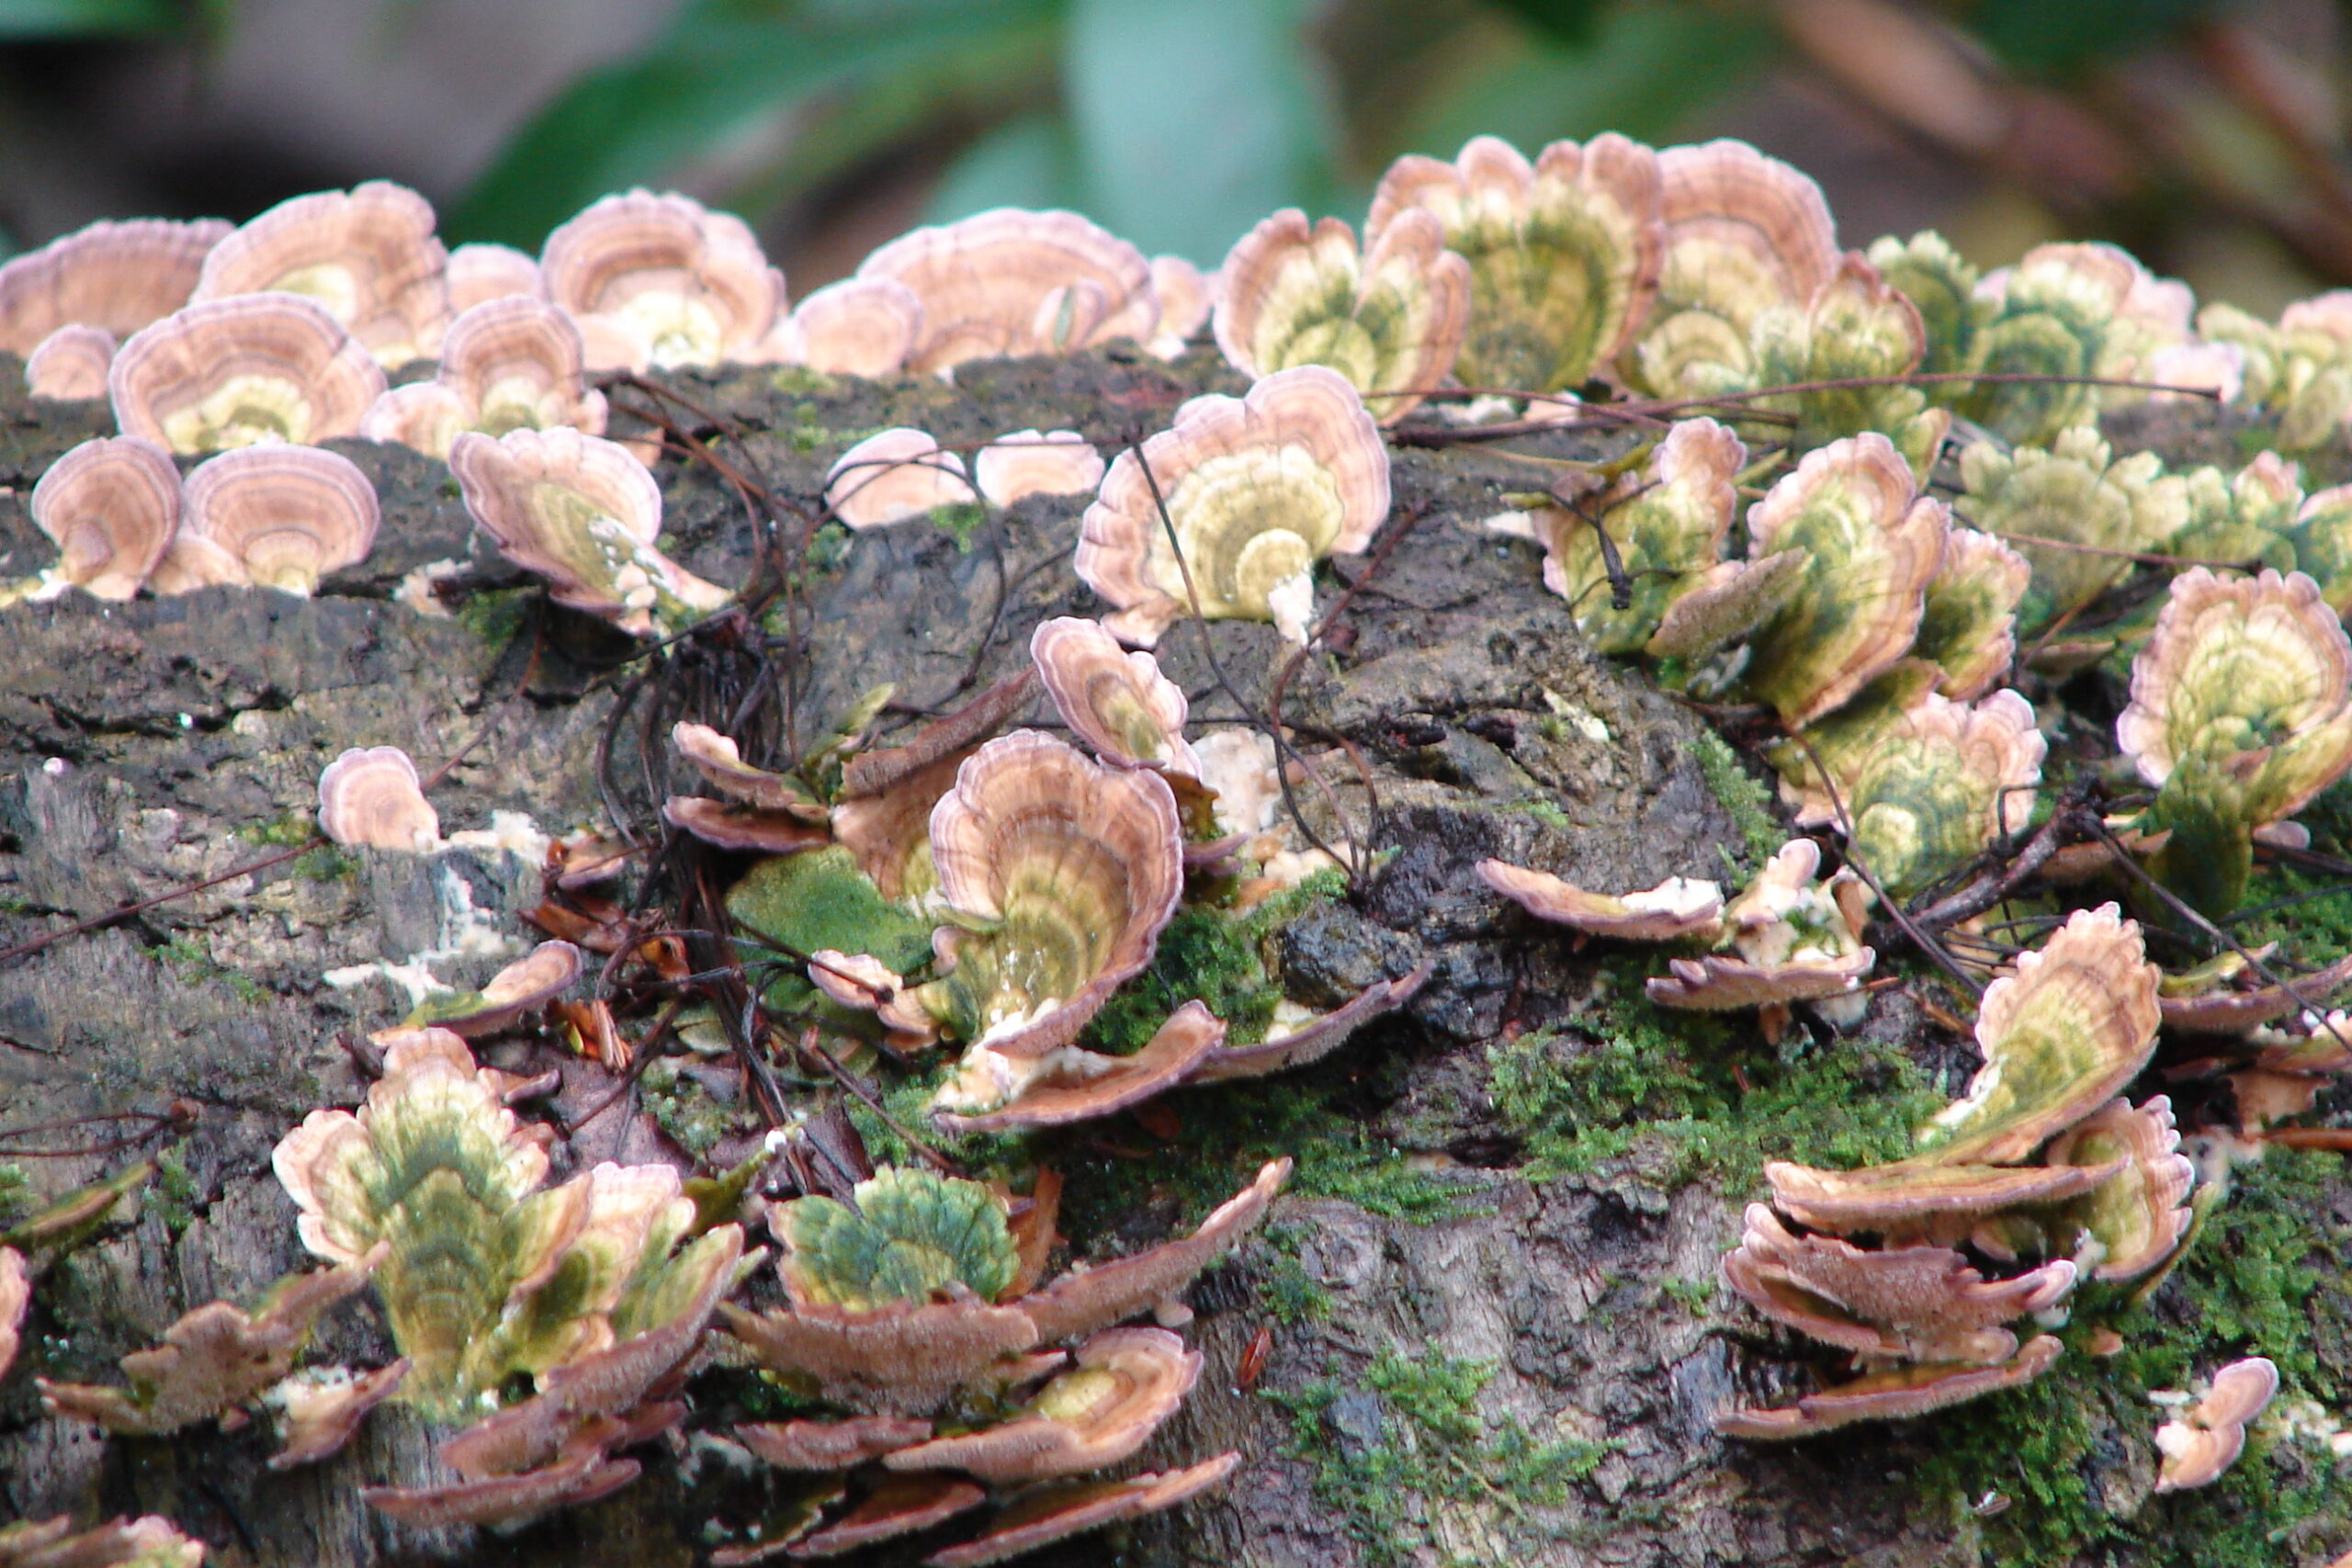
[1074,364,1389,646]
[193,180,452,366]
[171,443,379,595]
[110,293,388,455]
[540,189,786,370]
[28,435,180,599]
[855,208,1159,374]
[825,428,978,528]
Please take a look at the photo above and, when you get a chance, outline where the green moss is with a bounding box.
[455,585,535,650]
[639,1058,740,1158]
[1082,868,1347,1056]
[768,368,838,398]
[930,502,989,550]
[156,931,268,1004]
[727,847,936,1019]
[1257,1225,1337,1325]
[239,813,315,848]
[1691,726,1782,875]
[152,1145,197,1238]
[0,1164,25,1224]
[1503,796,1575,832]
[1270,1345,1610,1566]
[1487,963,1946,1192]
[1911,1150,2352,1566]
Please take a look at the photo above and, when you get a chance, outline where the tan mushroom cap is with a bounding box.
[671,721,829,818]
[1075,363,1391,646]
[1658,140,1838,301]
[1723,1204,2074,1365]
[1763,1156,2125,1236]
[267,1359,410,1470]
[1477,860,1724,942]
[1147,254,1216,358]
[887,1325,1201,1483]
[2043,1095,2195,1280]
[363,295,606,460]
[39,1247,382,1436]
[417,942,584,1036]
[109,292,387,455]
[774,276,924,378]
[2154,1356,2279,1492]
[0,1247,27,1382]
[1030,615,1197,773]
[28,435,180,599]
[856,208,1158,375]
[1193,961,1434,1082]
[719,1293,1043,1418]
[1714,1335,2064,1440]
[923,1451,1240,1568]
[2160,951,2352,1034]
[0,1515,209,1568]
[24,323,118,400]
[175,443,379,594]
[540,189,785,370]
[0,216,229,356]
[1013,1158,1288,1345]
[447,242,545,312]
[316,745,440,852]
[975,430,1104,508]
[447,425,728,635]
[736,1415,933,1472]
[826,428,978,528]
[933,1001,1226,1134]
[194,181,451,366]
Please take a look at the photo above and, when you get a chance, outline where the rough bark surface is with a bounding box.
[1,351,2348,1568]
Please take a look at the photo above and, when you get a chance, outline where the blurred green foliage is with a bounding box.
[0,0,191,37]
[454,0,1777,263]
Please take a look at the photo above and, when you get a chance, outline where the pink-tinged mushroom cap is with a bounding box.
[975,429,1104,508]
[932,1001,1226,1134]
[24,322,119,400]
[792,1476,988,1559]
[1030,616,1198,773]
[2159,950,2352,1034]
[736,1415,933,1472]
[194,181,451,366]
[923,1452,1241,1568]
[1213,208,1469,423]
[362,295,606,459]
[825,428,978,528]
[1075,364,1390,646]
[1146,254,1216,358]
[1715,1335,2064,1439]
[28,434,179,599]
[671,722,829,818]
[109,292,387,454]
[174,443,379,594]
[856,208,1158,375]
[0,1247,27,1382]
[2042,1096,2195,1281]
[1477,860,1724,941]
[720,1294,1044,1418]
[0,1515,209,1568]
[1761,1156,2125,1236]
[447,242,545,312]
[406,941,584,1035]
[663,796,832,855]
[267,1359,409,1469]
[886,1325,1201,1483]
[1914,527,2031,700]
[0,216,229,355]
[771,276,924,378]
[361,1416,645,1529]
[540,189,785,370]
[316,745,439,852]
[1193,961,1434,1082]
[2154,1357,2279,1492]
[448,426,729,636]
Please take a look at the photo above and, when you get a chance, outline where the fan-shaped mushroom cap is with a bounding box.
[2158,950,2352,1034]
[1540,415,1745,654]
[0,1248,29,1382]
[448,426,728,636]
[1715,1334,2063,1440]
[669,722,827,818]
[28,435,179,599]
[540,189,784,370]
[1075,364,1389,646]
[1960,243,2177,443]
[174,443,379,594]
[1763,1156,2123,1236]
[777,1167,1020,1311]
[1741,432,1950,727]
[663,796,831,854]
[1193,960,1434,1083]
[887,1325,1200,1483]
[1213,208,1469,424]
[315,745,439,852]
[774,276,924,378]
[737,1415,933,1472]
[1917,905,2160,1164]
[925,1452,1240,1568]
[721,1294,1042,1418]
[362,1416,644,1528]
[1477,860,1723,941]
[1647,840,1874,1011]
[25,323,118,400]
[1723,1204,2072,1365]
[786,1475,986,1558]
[2043,1096,2194,1281]
[1629,140,1838,397]
[1913,527,2030,699]
[1642,548,1810,661]
[194,182,450,367]
[406,941,583,1035]
[933,1001,1226,1134]
[447,242,544,312]
[1146,254,1215,358]
[825,428,978,528]
[1957,429,2185,631]
[855,209,1158,375]
[1029,616,1197,773]
[1366,132,1664,392]
[364,296,607,460]
[267,1359,409,1469]
[975,430,1104,508]
[110,293,387,455]
[39,1248,382,1436]
[2154,1356,2278,1492]
[0,216,228,362]
[915,731,1182,1061]
[0,1515,208,1568]
[1013,1158,1287,1346]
